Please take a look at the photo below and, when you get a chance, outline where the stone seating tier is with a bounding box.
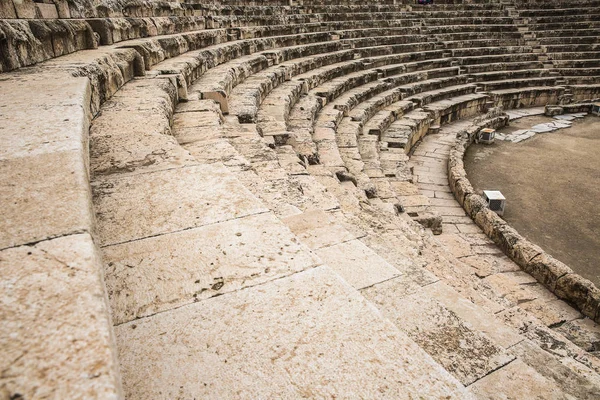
[3,0,600,398]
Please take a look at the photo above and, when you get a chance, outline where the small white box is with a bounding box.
[483,190,506,216]
[477,128,496,144]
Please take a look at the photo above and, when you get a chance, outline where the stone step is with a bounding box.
[116,266,472,399]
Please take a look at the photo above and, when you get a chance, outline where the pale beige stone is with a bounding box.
[469,359,570,400]
[0,150,93,249]
[92,163,269,246]
[282,209,355,250]
[103,212,320,324]
[437,232,473,258]
[116,266,472,399]
[0,234,122,399]
[422,281,522,348]
[90,109,197,177]
[510,340,600,399]
[0,74,90,161]
[315,239,400,289]
[366,290,514,385]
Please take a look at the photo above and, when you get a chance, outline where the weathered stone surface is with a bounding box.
[364,288,514,385]
[283,209,355,250]
[510,339,600,399]
[315,239,400,289]
[555,274,600,320]
[103,212,319,325]
[36,3,58,19]
[556,318,600,352]
[13,0,38,19]
[116,266,472,399]
[422,281,522,349]
[91,108,197,177]
[92,163,269,246]
[0,150,93,249]
[0,1,17,18]
[0,234,122,399]
[469,359,570,400]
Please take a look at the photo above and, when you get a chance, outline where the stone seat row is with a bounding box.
[182,37,532,113]
[0,15,523,73]
[3,11,600,395]
[195,6,508,18]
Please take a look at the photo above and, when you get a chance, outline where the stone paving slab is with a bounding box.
[0,72,90,161]
[103,212,320,325]
[282,210,355,250]
[363,287,514,385]
[509,339,600,399]
[93,163,269,246]
[315,239,401,290]
[0,233,122,399]
[90,109,197,177]
[116,266,472,399]
[0,150,93,249]
[422,281,523,349]
[468,359,570,399]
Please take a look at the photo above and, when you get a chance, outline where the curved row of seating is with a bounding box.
[2,0,600,398]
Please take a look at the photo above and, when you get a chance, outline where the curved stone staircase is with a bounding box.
[2,0,600,398]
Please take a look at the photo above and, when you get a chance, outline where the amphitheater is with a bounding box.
[2,0,600,398]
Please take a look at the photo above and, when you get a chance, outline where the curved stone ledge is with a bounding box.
[447,110,600,323]
[0,44,150,399]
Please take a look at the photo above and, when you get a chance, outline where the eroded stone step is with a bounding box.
[116,266,473,399]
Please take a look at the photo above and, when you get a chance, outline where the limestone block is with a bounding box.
[0,234,122,399]
[116,266,472,399]
[283,209,355,250]
[364,289,514,385]
[0,150,94,249]
[92,163,269,246]
[13,0,38,19]
[103,212,320,324]
[526,252,573,291]
[511,239,545,268]
[0,1,16,18]
[556,319,600,353]
[0,20,47,72]
[0,73,94,249]
[315,239,400,289]
[53,0,70,18]
[492,223,521,257]
[464,194,487,220]
[555,274,600,321]
[469,359,569,399]
[510,339,600,398]
[35,2,58,18]
[421,281,522,349]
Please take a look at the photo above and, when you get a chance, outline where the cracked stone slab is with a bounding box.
[315,240,400,290]
[422,281,523,349]
[116,266,472,399]
[556,318,600,352]
[92,163,269,246]
[468,359,570,400]
[103,212,320,325]
[0,234,122,399]
[365,290,514,385]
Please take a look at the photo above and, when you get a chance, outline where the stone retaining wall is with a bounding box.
[447,110,600,323]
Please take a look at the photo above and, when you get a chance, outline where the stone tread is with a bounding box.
[116,266,472,399]
[4,2,600,398]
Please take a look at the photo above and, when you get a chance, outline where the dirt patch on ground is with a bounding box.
[464,115,600,287]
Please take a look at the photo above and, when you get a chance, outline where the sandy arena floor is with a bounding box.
[465,115,600,287]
